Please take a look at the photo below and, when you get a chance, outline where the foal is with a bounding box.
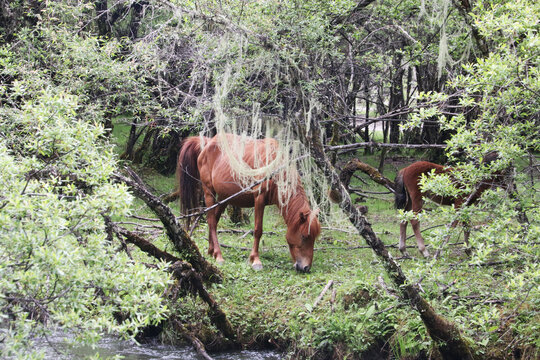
[394,152,505,257]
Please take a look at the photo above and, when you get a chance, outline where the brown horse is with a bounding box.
[177,134,321,272]
[394,152,504,257]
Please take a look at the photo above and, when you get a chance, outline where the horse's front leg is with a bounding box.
[249,195,265,270]
[204,193,226,263]
[410,200,429,258]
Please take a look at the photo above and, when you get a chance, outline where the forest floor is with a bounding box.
[111,126,538,359]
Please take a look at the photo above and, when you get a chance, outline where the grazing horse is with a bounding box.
[177,134,321,272]
[394,152,503,257]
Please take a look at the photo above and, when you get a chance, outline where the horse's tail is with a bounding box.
[394,170,409,210]
[177,136,206,218]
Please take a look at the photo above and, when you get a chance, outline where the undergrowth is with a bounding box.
[111,124,538,359]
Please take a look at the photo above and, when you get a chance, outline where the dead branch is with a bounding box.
[130,215,161,222]
[112,168,222,283]
[162,189,180,203]
[171,317,215,360]
[330,158,396,203]
[341,159,396,192]
[217,229,279,236]
[109,222,182,264]
[105,220,236,343]
[115,221,164,230]
[330,288,337,313]
[313,280,334,310]
[377,276,399,299]
[326,141,447,153]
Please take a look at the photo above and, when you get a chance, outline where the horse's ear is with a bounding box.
[299,212,307,223]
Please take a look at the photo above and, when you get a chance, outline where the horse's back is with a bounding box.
[199,135,278,168]
[400,161,455,208]
[197,136,231,192]
[197,134,280,207]
[402,161,451,186]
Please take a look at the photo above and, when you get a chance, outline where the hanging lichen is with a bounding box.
[207,63,338,223]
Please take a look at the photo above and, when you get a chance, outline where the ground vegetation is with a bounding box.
[0,0,538,359]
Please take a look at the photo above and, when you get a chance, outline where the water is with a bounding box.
[32,333,282,360]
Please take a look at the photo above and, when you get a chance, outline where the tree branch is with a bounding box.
[340,158,396,192]
[296,109,474,359]
[326,141,447,153]
[112,168,222,283]
[105,220,236,343]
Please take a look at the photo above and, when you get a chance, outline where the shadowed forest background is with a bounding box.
[0,0,538,359]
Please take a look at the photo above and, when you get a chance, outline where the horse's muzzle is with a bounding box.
[294,263,311,273]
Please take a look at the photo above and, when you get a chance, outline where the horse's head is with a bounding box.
[286,209,321,273]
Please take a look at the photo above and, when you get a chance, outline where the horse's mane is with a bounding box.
[280,183,320,236]
[281,184,308,223]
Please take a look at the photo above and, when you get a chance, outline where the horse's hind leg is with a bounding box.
[204,193,226,263]
[399,221,410,257]
[411,219,429,258]
[409,197,429,258]
[249,195,265,270]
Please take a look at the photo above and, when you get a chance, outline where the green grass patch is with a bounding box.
[118,146,539,359]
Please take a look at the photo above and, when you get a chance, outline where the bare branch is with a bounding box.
[326,141,447,153]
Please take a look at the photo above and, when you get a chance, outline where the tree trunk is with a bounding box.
[415,63,448,162]
[295,112,474,360]
[363,75,372,155]
[95,0,112,39]
[416,63,441,145]
[148,128,182,175]
[376,86,389,144]
[121,118,145,160]
[388,54,405,145]
[128,1,146,40]
[377,148,387,174]
[227,205,249,225]
[403,66,421,144]
[133,127,156,164]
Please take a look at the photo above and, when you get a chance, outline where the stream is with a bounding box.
[30,333,282,360]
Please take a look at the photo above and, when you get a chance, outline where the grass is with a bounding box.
[109,126,539,359]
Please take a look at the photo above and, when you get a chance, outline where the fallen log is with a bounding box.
[107,221,236,343]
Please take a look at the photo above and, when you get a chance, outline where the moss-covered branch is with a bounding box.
[112,168,222,283]
[107,220,236,343]
[297,114,474,360]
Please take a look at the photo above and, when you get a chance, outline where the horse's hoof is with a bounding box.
[251,263,263,271]
[464,247,472,256]
[421,250,430,258]
[216,258,225,265]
